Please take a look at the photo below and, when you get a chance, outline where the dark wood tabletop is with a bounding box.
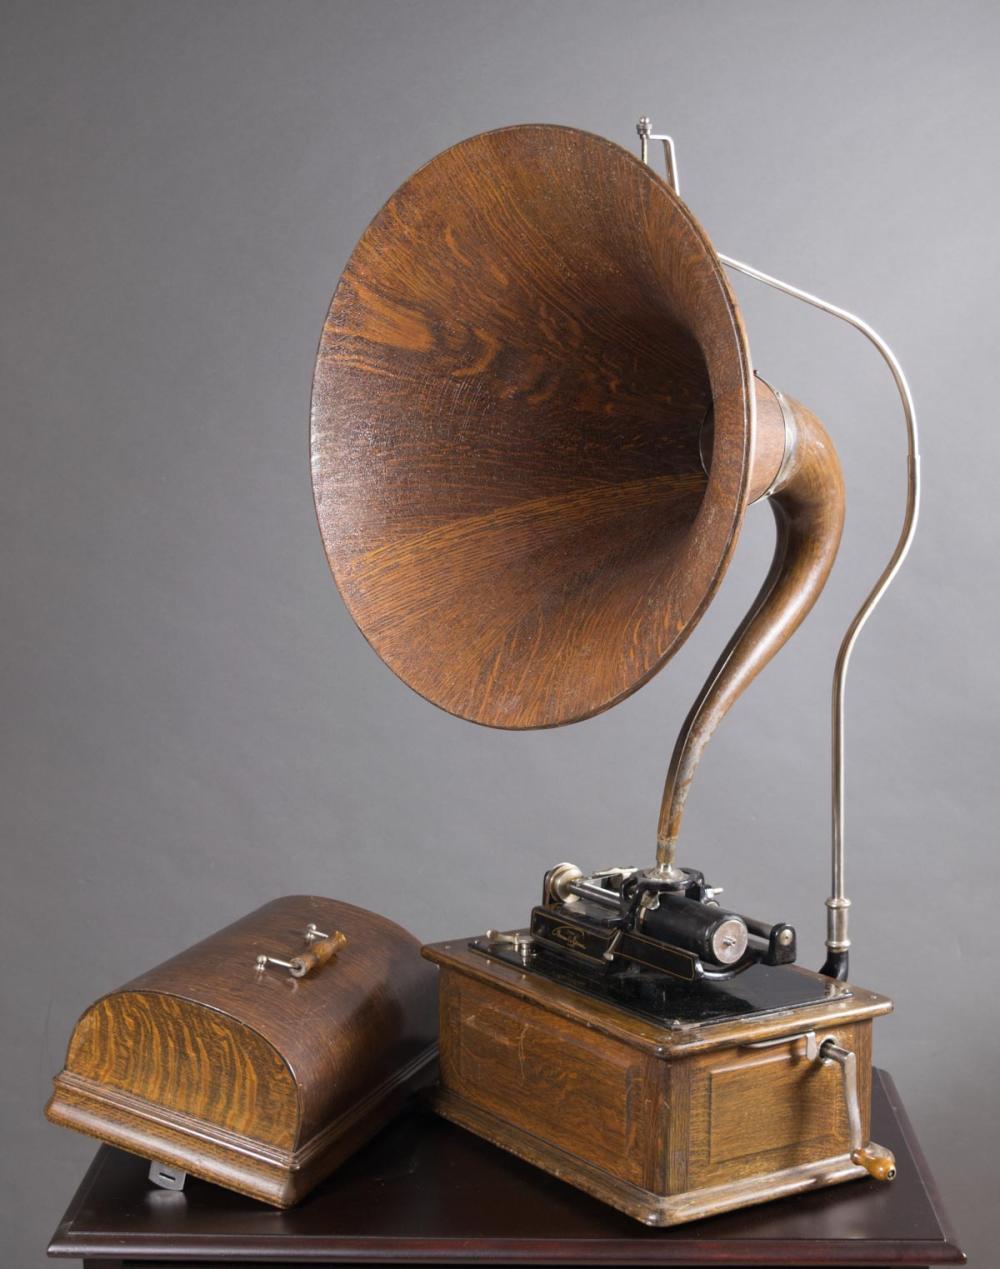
[48,1069,963,1267]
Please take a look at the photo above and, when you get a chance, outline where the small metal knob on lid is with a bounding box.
[255,925,348,979]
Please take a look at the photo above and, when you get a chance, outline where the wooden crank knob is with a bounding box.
[852,1143,897,1181]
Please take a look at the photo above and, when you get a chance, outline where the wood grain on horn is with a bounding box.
[311,124,754,728]
[657,386,845,862]
[311,123,847,862]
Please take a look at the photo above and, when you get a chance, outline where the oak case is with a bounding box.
[424,938,890,1226]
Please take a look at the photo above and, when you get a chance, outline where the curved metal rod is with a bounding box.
[717,252,921,967]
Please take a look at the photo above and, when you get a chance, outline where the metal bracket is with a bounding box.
[637,118,921,973]
[148,1160,187,1192]
[742,1029,819,1061]
[636,117,679,195]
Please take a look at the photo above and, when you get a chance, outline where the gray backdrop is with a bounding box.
[3,1,997,1264]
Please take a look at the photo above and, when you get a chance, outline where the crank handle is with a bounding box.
[819,1039,896,1181]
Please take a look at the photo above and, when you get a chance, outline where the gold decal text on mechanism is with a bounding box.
[551,925,587,951]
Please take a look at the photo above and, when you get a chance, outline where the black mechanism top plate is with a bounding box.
[470,935,849,1031]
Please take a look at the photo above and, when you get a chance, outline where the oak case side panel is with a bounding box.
[684,1021,872,1188]
[439,971,650,1188]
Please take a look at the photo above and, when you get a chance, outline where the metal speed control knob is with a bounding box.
[709,916,749,965]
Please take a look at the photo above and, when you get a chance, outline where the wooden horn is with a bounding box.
[311,124,843,862]
[656,381,843,869]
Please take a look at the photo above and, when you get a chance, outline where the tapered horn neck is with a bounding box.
[655,377,845,873]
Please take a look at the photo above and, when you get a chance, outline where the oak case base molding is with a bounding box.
[47,1047,439,1208]
[433,1086,868,1227]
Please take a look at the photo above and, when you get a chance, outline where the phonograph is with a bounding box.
[310,121,920,1225]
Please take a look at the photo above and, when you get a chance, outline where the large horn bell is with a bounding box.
[311,124,755,728]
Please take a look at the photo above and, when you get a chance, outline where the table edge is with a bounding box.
[48,1069,966,1265]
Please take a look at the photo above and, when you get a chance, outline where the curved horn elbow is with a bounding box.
[656,382,845,867]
